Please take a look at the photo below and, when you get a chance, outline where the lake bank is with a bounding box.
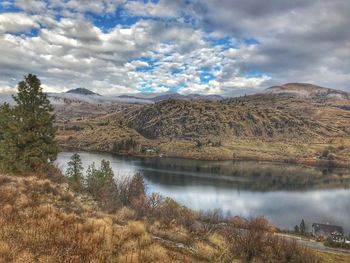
[56,150,350,233]
[59,142,350,169]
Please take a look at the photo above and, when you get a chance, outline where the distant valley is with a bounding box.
[1,83,350,167]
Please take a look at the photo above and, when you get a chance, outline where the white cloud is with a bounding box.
[124,0,183,18]
[0,12,38,33]
[0,0,348,95]
[0,86,16,93]
[15,0,47,12]
[153,86,170,93]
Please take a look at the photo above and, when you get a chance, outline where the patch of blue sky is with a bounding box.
[139,86,153,92]
[0,0,21,13]
[139,81,153,92]
[171,68,182,76]
[199,68,215,84]
[162,52,173,57]
[180,13,198,28]
[242,38,260,46]
[9,28,40,37]
[246,69,268,78]
[204,36,237,50]
[135,66,154,73]
[130,56,158,72]
[168,86,179,93]
[89,7,141,32]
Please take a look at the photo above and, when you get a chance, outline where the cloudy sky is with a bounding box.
[0,0,349,95]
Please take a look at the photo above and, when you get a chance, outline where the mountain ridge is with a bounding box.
[66,88,100,96]
[264,83,350,100]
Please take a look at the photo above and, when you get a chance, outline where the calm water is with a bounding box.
[56,151,350,234]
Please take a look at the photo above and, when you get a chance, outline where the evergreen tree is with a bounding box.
[100,159,114,182]
[85,160,114,195]
[0,104,20,171]
[294,225,300,233]
[300,219,306,235]
[14,74,57,171]
[0,74,57,173]
[66,153,84,186]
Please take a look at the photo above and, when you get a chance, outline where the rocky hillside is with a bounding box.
[265,83,350,100]
[58,83,350,166]
[126,92,350,142]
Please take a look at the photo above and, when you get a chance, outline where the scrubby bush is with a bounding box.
[222,217,321,263]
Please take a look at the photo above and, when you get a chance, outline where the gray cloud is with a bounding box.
[190,0,350,91]
[0,0,349,94]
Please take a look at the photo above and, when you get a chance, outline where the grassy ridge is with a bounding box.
[57,94,350,167]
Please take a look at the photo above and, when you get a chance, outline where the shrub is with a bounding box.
[222,217,321,262]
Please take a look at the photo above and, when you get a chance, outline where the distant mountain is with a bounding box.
[117,92,224,102]
[66,88,99,96]
[265,83,350,100]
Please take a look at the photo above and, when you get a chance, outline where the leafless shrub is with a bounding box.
[222,217,321,263]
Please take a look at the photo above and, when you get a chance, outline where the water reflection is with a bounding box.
[56,151,350,233]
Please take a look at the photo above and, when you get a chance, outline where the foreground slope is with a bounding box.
[1,173,337,262]
[0,174,202,262]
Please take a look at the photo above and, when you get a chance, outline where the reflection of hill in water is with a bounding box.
[137,158,350,191]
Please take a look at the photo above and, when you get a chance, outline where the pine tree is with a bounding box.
[294,225,300,233]
[0,104,20,171]
[300,219,306,235]
[100,159,114,183]
[85,160,114,195]
[66,153,84,187]
[14,74,57,171]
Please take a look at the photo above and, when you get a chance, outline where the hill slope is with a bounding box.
[66,87,100,95]
[265,83,350,100]
[126,94,349,142]
[58,83,350,166]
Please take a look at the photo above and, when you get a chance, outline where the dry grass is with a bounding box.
[317,252,350,263]
[58,99,350,167]
[0,173,327,262]
[0,174,190,262]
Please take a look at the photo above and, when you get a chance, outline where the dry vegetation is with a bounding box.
[0,171,325,262]
[58,93,350,167]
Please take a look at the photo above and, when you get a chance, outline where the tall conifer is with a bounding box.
[0,74,57,172]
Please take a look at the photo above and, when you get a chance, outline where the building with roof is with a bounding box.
[312,223,345,243]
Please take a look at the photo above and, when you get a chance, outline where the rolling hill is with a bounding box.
[58,83,350,167]
[126,91,349,141]
[265,83,350,100]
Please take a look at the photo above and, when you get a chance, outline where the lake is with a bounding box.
[56,151,350,234]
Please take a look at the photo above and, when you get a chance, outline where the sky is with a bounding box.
[0,0,349,95]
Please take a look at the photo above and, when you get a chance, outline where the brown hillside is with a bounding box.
[126,94,349,142]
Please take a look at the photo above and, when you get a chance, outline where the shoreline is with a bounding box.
[59,145,350,169]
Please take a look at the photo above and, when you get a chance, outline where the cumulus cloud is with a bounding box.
[124,0,184,18]
[0,0,349,95]
[0,12,38,33]
[15,0,47,13]
[191,0,350,90]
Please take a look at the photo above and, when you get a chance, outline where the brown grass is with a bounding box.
[0,174,186,262]
[0,173,325,262]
